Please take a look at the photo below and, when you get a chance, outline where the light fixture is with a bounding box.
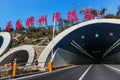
[95,30,99,38]
[81,35,85,39]
[109,32,113,36]
[95,34,99,38]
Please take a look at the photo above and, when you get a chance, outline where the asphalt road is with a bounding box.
[82,65,120,80]
[15,64,120,80]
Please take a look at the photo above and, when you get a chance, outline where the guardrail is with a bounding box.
[0,61,46,78]
[0,61,73,79]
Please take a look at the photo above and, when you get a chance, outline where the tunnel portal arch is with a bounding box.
[0,32,12,56]
[0,45,35,66]
[38,19,120,67]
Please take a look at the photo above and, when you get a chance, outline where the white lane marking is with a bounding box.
[79,64,93,80]
[15,65,78,80]
[104,64,120,72]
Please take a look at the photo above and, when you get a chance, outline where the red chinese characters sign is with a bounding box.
[67,9,79,22]
[26,16,34,28]
[6,21,12,32]
[38,15,47,25]
[16,19,22,30]
[52,12,61,24]
[83,8,95,19]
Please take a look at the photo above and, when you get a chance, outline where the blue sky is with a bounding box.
[0,0,120,30]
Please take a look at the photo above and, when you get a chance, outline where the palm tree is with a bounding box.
[91,9,97,17]
[100,8,107,17]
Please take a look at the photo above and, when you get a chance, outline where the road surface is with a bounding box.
[15,64,120,80]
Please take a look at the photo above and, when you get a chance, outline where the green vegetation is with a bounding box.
[4,6,120,48]
[9,19,79,48]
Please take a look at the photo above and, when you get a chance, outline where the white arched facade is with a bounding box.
[38,19,120,67]
[0,45,35,66]
[0,32,12,56]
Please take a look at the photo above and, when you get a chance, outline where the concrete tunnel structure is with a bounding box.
[0,19,120,67]
[0,32,12,56]
[38,19,120,67]
[0,45,35,66]
[0,32,35,66]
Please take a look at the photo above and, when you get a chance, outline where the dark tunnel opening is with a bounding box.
[49,23,120,66]
[0,50,29,66]
[0,36,4,48]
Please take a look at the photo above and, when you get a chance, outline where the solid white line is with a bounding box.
[79,64,93,80]
[104,64,120,72]
[15,65,78,79]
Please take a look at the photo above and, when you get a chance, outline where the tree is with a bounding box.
[58,19,64,32]
[63,19,70,28]
[100,8,107,17]
[116,6,120,16]
[91,9,97,16]
[104,13,115,18]
[15,26,26,33]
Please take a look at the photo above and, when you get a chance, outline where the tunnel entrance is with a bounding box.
[0,36,4,48]
[39,19,120,67]
[49,23,120,66]
[0,50,29,66]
